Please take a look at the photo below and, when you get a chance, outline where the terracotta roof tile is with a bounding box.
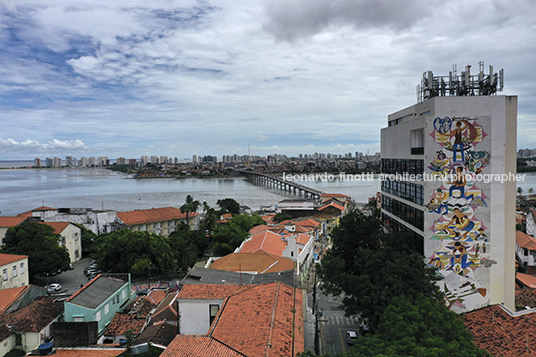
[515,285,536,307]
[177,285,253,300]
[463,304,536,357]
[104,313,145,336]
[38,221,71,234]
[16,206,56,217]
[516,231,536,250]
[210,282,304,357]
[163,335,246,356]
[517,273,536,289]
[210,253,295,274]
[295,234,311,245]
[53,348,125,357]
[319,201,345,212]
[0,253,28,267]
[117,207,198,226]
[124,296,156,319]
[0,296,64,332]
[0,286,30,314]
[248,224,272,235]
[0,324,12,343]
[0,216,26,228]
[239,231,287,256]
[262,214,276,224]
[147,289,168,305]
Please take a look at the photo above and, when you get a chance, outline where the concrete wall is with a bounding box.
[53,322,99,347]
[178,299,224,335]
[0,334,16,357]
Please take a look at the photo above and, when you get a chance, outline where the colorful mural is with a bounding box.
[427,117,491,312]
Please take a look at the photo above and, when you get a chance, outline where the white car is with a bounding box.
[46,283,62,293]
[346,330,357,345]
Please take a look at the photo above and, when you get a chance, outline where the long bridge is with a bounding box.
[237,170,323,199]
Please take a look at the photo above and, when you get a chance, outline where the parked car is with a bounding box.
[46,283,62,293]
[346,330,357,345]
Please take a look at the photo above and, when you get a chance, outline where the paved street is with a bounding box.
[34,257,92,296]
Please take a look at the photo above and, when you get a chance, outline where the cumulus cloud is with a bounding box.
[0,138,86,151]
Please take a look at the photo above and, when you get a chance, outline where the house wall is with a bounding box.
[0,334,16,357]
[178,299,224,335]
[0,227,8,246]
[59,224,82,263]
[0,257,29,290]
[527,212,536,237]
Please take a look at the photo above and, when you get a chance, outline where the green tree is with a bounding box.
[93,230,175,278]
[273,211,292,223]
[349,295,490,357]
[74,224,97,257]
[211,213,263,256]
[180,195,200,229]
[217,198,241,215]
[169,229,209,271]
[1,223,70,278]
[317,209,440,331]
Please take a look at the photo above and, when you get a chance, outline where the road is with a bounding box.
[308,289,361,355]
[35,257,93,296]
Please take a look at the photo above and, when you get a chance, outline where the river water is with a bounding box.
[0,168,534,217]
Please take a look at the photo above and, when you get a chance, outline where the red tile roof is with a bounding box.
[0,286,30,314]
[0,296,64,332]
[177,285,253,300]
[210,253,295,274]
[38,221,71,234]
[0,253,28,267]
[210,282,304,357]
[517,273,536,289]
[463,304,536,357]
[295,234,311,245]
[0,216,26,228]
[239,231,287,256]
[104,313,145,336]
[16,206,56,217]
[248,224,272,235]
[262,214,276,224]
[124,296,156,319]
[318,201,345,212]
[53,349,126,357]
[147,289,168,305]
[164,335,246,356]
[118,207,198,226]
[515,285,536,307]
[516,231,536,250]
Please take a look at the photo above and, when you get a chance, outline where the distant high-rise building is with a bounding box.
[192,155,197,163]
[88,157,96,166]
[34,158,41,167]
[53,157,61,167]
[116,157,127,165]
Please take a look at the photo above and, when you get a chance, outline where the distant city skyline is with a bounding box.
[1,1,535,160]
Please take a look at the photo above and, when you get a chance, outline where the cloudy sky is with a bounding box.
[1,0,535,160]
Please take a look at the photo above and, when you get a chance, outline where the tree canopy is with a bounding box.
[180,195,200,228]
[1,222,70,277]
[211,213,264,256]
[217,198,241,215]
[348,295,490,357]
[317,209,441,330]
[93,229,175,278]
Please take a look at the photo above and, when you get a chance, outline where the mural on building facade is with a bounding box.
[426,117,491,312]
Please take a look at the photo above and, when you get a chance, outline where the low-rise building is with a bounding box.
[64,274,134,335]
[0,254,29,290]
[168,282,304,357]
[516,231,536,269]
[117,207,199,235]
[40,222,82,263]
[0,296,64,353]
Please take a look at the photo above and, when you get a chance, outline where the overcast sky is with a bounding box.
[1,0,535,160]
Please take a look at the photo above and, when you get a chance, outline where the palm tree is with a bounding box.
[517,187,523,198]
[180,195,200,230]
